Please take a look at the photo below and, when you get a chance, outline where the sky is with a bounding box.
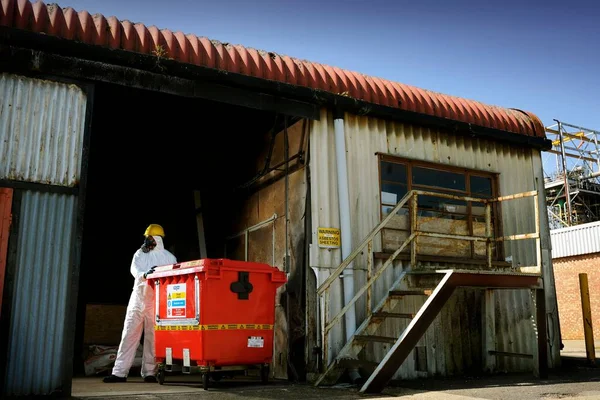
[52,0,600,173]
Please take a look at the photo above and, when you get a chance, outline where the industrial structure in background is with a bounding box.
[544,120,600,229]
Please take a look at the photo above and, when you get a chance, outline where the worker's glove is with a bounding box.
[143,266,157,279]
[141,236,157,253]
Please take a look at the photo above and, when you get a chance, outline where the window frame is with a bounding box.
[377,154,503,260]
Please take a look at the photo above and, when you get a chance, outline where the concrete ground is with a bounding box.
[561,340,600,359]
[71,341,600,400]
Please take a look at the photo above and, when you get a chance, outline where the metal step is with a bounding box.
[312,271,411,387]
[372,312,414,319]
[389,289,433,296]
[354,335,397,344]
[336,358,380,369]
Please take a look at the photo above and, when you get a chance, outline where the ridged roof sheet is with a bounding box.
[0,0,546,138]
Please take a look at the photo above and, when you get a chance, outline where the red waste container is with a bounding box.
[148,258,287,389]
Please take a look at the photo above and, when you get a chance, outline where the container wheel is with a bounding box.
[202,373,209,390]
[157,369,165,385]
[260,364,269,384]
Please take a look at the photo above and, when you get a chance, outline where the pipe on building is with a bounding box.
[578,170,600,181]
[333,111,361,383]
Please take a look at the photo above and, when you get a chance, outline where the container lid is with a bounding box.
[149,258,284,279]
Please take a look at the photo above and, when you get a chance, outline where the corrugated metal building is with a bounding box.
[0,0,560,397]
[550,222,600,342]
[551,220,600,259]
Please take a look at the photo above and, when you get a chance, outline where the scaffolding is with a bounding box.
[544,120,600,229]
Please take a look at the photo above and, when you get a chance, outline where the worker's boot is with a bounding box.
[143,376,157,383]
[103,375,127,383]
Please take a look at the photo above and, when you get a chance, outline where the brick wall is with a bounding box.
[553,252,600,340]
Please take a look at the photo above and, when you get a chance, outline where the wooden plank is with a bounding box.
[390,290,433,296]
[489,351,533,359]
[372,312,414,319]
[373,252,512,268]
[354,335,398,344]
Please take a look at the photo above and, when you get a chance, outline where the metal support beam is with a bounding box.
[360,271,543,393]
[579,273,596,365]
[536,288,549,379]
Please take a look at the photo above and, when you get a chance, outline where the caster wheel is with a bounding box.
[157,370,165,385]
[202,373,209,390]
[260,364,269,384]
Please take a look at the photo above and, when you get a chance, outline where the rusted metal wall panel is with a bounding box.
[4,191,76,396]
[309,109,545,377]
[224,120,307,380]
[0,73,87,187]
[0,187,13,321]
[550,220,600,259]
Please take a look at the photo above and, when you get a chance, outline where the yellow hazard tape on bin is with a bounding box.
[155,324,274,331]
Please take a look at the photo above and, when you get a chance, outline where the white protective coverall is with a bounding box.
[111,235,177,378]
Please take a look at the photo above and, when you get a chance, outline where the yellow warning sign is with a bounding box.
[171,292,185,299]
[318,227,341,249]
[155,324,274,331]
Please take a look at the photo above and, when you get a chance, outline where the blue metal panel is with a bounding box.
[4,191,76,396]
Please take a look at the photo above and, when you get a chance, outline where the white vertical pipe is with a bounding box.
[334,113,361,382]
[334,115,356,342]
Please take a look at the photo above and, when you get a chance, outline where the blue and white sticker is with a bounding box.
[166,284,186,318]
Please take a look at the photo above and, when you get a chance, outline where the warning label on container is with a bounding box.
[166,284,186,318]
[248,336,264,348]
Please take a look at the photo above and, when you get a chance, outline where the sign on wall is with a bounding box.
[318,227,341,248]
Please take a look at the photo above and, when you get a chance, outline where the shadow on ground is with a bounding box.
[64,356,600,400]
[389,356,599,392]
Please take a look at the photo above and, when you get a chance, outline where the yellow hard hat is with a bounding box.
[144,224,165,237]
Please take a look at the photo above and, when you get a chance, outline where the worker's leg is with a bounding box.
[111,293,145,378]
[141,307,157,378]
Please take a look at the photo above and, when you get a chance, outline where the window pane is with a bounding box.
[413,167,466,191]
[381,161,407,184]
[471,202,486,216]
[381,183,407,205]
[418,195,468,214]
[471,176,493,198]
[382,205,409,217]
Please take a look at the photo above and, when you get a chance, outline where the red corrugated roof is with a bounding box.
[0,0,546,139]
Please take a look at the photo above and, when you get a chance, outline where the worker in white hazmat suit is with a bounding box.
[103,224,177,383]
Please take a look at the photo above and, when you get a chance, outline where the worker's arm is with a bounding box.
[130,251,153,281]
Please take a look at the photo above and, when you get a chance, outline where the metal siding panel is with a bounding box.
[310,110,539,377]
[309,109,345,362]
[550,220,600,259]
[4,191,76,396]
[0,73,87,186]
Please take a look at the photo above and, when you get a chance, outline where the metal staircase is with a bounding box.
[314,189,548,394]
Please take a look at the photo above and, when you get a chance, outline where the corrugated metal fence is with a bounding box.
[0,73,86,187]
[4,191,77,396]
[0,73,87,396]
